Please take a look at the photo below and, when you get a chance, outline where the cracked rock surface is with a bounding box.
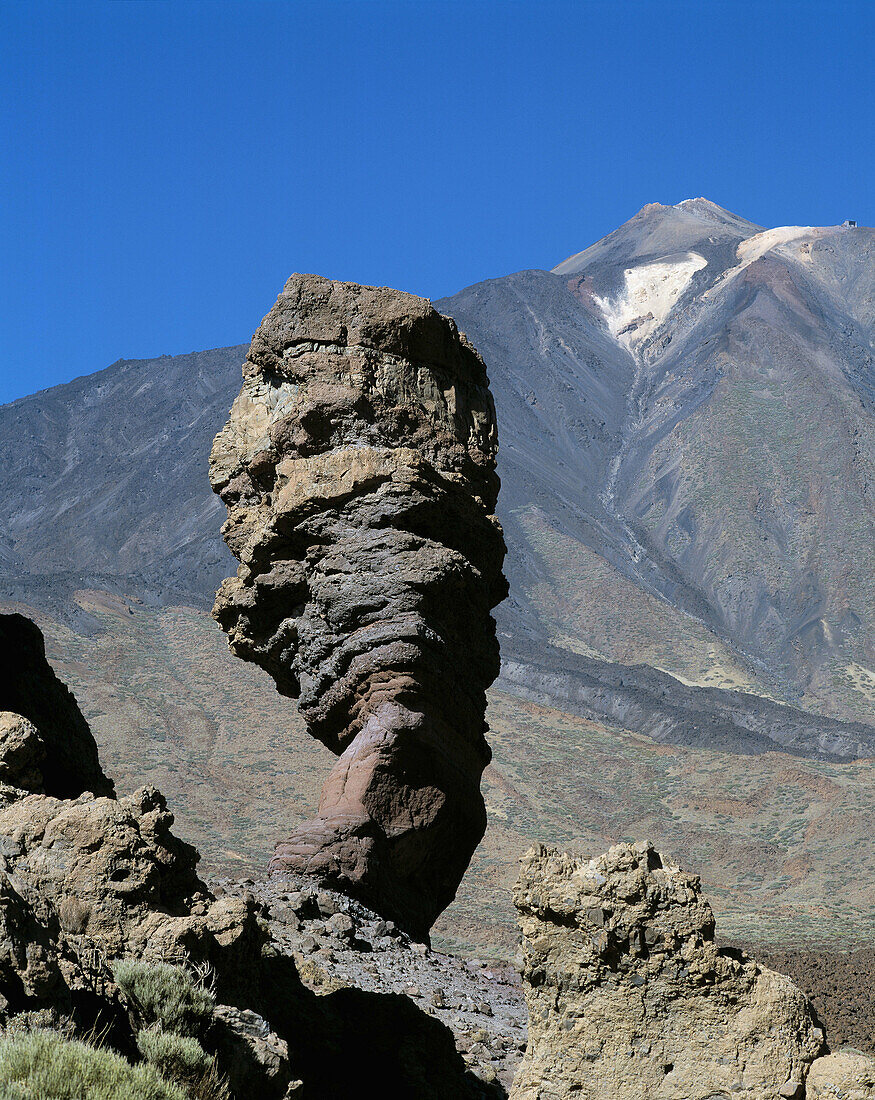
[511,842,832,1100]
[210,273,507,939]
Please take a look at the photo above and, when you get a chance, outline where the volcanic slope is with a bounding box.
[1,200,873,753]
[436,199,875,730]
[0,345,244,612]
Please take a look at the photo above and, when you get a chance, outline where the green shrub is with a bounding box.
[138,1029,211,1077]
[112,959,215,1037]
[137,1030,230,1100]
[0,1030,187,1100]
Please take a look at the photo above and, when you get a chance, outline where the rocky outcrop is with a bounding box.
[0,614,113,798]
[807,1051,875,1099]
[512,843,828,1100]
[0,779,260,979]
[210,273,507,939]
[0,614,506,1098]
[0,619,264,1050]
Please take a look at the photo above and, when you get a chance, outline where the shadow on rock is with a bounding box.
[262,954,507,1099]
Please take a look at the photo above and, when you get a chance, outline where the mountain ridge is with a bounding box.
[1,201,873,753]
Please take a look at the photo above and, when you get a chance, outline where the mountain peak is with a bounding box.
[627,197,748,222]
[553,199,762,276]
[675,196,730,213]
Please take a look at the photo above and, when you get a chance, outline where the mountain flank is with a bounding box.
[2,200,873,757]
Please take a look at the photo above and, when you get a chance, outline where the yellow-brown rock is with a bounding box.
[807,1051,875,1100]
[512,842,826,1100]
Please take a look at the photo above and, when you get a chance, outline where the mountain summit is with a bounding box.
[439,201,874,729]
[1,203,873,747]
[553,197,763,276]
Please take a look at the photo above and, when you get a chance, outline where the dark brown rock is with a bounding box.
[210,274,507,938]
[0,614,114,799]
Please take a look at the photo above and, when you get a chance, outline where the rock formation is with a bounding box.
[0,614,113,799]
[0,614,502,1098]
[511,842,840,1100]
[209,273,507,939]
[0,617,275,1087]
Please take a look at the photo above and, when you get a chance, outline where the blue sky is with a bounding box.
[2,0,874,404]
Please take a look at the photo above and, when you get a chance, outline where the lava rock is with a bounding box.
[210,274,507,939]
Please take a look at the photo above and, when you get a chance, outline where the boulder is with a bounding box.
[210,273,507,939]
[0,781,259,976]
[511,842,825,1100]
[0,614,113,799]
[0,713,45,794]
[807,1051,875,1100]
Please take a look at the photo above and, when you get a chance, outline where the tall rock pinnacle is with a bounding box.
[210,274,507,937]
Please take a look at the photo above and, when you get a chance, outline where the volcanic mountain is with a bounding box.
[438,199,874,735]
[1,199,873,761]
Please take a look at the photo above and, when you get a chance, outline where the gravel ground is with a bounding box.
[211,874,527,1093]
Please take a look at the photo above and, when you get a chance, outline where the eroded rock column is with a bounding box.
[210,274,507,938]
[512,843,827,1100]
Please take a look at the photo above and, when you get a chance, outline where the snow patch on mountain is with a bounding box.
[703,225,845,298]
[738,225,815,264]
[594,252,707,352]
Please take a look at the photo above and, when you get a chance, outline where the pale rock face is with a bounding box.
[0,751,263,1014]
[511,843,825,1100]
[593,251,707,351]
[210,273,507,939]
[807,1051,875,1099]
[0,783,248,961]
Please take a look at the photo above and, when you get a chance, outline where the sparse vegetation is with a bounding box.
[137,1030,230,1100]
[112,959,215,1037]
[0,1031,187,1100]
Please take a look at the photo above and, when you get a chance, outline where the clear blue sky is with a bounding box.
[2,0,873,405]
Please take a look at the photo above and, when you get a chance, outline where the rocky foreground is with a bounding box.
[210,872,526,1093]
[0,611,507,1097]
[2,611,874,1096]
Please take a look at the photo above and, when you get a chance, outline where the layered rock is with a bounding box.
[209,273,507,938]
[512,843,828,1100]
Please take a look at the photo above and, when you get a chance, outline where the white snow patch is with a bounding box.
[703,225,836,298]
[736,225,815,264]
[594,252,707,352]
